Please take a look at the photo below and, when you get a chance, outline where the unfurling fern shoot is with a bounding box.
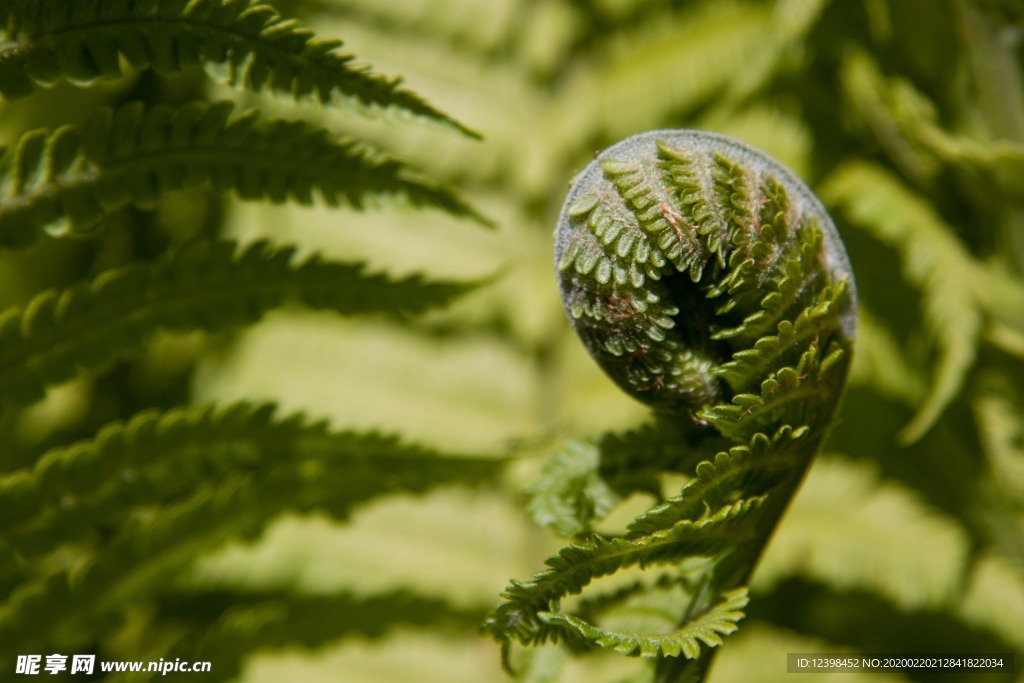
[484,131,856,680]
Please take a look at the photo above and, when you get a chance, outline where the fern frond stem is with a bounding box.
[653,450,819,682]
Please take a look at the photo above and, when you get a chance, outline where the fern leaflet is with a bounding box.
[160,590,481,683]
[539,587,748,659]
[0,401,504,655]
[482,497,763,648]
[754,455,970,611]
[821,161,982,443]
[627,425,809,537]
[0,0,478,137]
[959,553,1024,652]
[0,100,487,249]
[526,439,623,538]
[0,239,470,413]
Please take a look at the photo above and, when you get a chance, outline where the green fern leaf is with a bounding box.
[539,587,748,659]
[838,48,943,183]
[627,425,810,537]
[0,100,487,249]
[556,3,769,143]
[698,343,846,443]
[528,415,739,539]
[841,45,1024,204]
[0,402,503,654]
[821,161,983,443]
[0,239,470,413]
[1,401,503,559]
[593,418,727,497]
[482,497,762,648]
[159,590,480,683]
[754,455,970,610]
[712,281,850,393]
[526,439,623,538]
[848,307,925,404]
[959,552,1024,651]
[526,418,733,540]
[974,383,1024,504]
[0,0,478,137]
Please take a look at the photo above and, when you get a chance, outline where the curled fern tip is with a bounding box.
[486,129,857,679]
[555,129,856,425]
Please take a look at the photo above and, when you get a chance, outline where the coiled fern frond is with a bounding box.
[484,130,856,680]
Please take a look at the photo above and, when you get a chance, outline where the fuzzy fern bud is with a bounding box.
[556,130,856,427]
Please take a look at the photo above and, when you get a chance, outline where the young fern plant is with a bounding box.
[484,131,857,681]
[0,0,498,674]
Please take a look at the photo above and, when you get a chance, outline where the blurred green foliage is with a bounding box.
[2,0,1024,681]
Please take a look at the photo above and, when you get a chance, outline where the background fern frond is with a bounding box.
[0,401,503,655]
[551,2,770,151]
[0,0,478,137]
[716,0,830,106]
[958,552,1024,653]
[847,307,925,404]
[159,590,481,683]
[842,38,1024,206]
[0,100,486,248]
[838,48,944,185]
[2,401,502,558]
[0,239,469,413]
[821,161,984,443]
[974,383,1024,504]
[754,455,970,611]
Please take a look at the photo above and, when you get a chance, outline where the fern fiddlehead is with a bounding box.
[484,130,856,680]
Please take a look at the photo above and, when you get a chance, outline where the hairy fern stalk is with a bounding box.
[484,130,856,680]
